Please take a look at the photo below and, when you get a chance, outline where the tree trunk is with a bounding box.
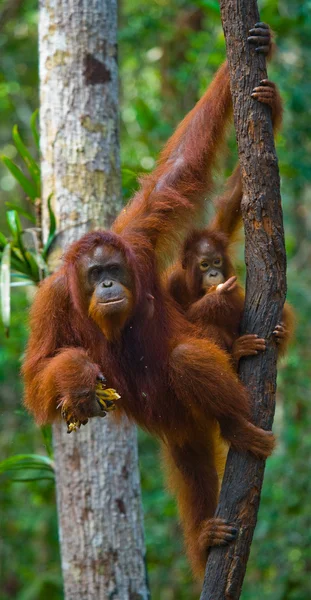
[201,2,287,599]
[39,1,149,598]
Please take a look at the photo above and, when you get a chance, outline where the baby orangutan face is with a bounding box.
[77,244,134,341]
[192,239,225,291]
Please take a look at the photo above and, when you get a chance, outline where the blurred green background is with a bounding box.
[0,0,310,598]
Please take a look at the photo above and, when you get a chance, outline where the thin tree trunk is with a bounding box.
[201,2,287,599]
[39,1,149,598]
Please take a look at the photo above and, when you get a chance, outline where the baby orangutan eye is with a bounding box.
[213,258,222,267]
[200,261,209,271]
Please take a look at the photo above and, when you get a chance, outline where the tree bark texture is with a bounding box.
[39,1,149,598]
[201,2,287,599]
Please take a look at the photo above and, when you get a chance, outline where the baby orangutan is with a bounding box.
[167,80,294,368]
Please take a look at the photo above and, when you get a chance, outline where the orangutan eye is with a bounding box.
[200,261,209,271]
[213,258,222,267]
[89,266,103,280]
[107,264,121,277]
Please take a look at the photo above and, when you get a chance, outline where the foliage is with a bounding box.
[0,291,61,599]
[0,111,58,596]
[0,116,56,335]
[0,454,54,482]
[0,0,310,599]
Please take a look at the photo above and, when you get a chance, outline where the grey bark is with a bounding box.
[201,2,287,599]
[39,1,149,598]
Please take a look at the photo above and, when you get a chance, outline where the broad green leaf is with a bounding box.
[30,109,40,150]
[12,125,41,191]
[0,454,54,474]
[0,244,11,336]
[42,195,57,259]
[5,202,36,223]
[0,454,55,483]
[1,156,37,201]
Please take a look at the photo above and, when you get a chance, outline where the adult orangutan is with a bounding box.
[167,79,294,369]
[23,24,274,578]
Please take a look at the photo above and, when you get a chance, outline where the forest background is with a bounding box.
[0,0,310,599]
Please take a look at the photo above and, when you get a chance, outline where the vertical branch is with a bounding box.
[39,1,149,598]
[201,2,286,599]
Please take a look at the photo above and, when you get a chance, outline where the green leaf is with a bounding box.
[5,212,42,282]
[42,195,57,259]
[6,210,18,241]
[5,202,36,223]
[47,194,56,236]
[30,109,40,150]
[10,253,32,277]
[0,454,54,475]
[11,272,35,280]
[0,244,11,336]
[12,125,41,192]
[10,247,23,261]
[0,453,55,483]
[6,230,39,283]
[6,210,28,260]
[23,228,48,280]
[1,156,37,201]
[0,232,7,250]
[24,251,40,282]
[10,281,34,287]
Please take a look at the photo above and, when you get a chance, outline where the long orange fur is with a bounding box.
[23,59,275,578]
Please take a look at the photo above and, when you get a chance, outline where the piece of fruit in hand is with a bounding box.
[95,382,121,413]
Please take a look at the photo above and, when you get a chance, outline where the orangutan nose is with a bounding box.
[102,279,113,288]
